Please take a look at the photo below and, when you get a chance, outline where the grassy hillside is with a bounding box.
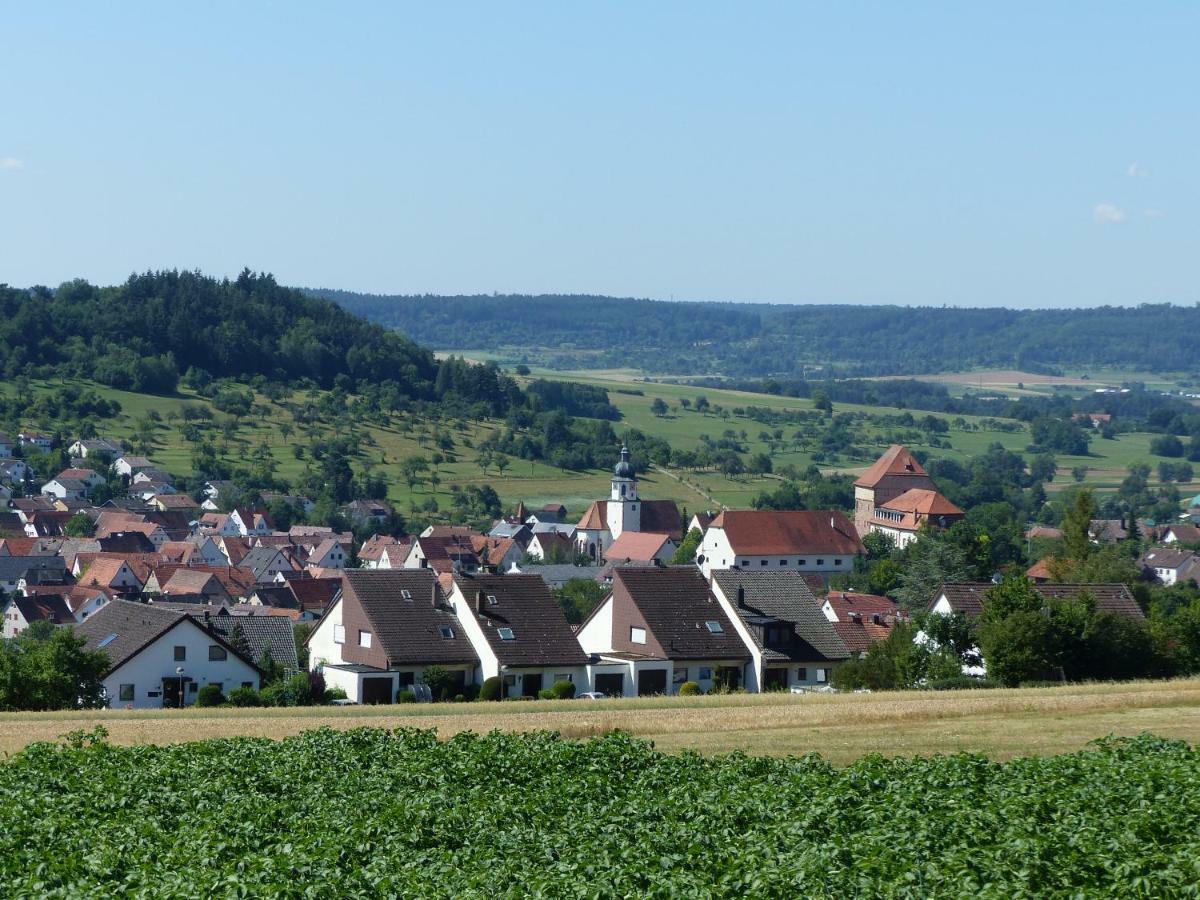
[3,367,1190,524]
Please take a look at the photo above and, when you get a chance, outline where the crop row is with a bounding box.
[0,728,1197,897]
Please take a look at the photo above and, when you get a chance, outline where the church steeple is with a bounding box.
[611,445,637,502]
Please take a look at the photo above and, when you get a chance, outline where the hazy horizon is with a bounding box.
[3,3,1196,308]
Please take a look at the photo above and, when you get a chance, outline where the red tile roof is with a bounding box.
[853,445,929,489]
[709,510,864,557]
[603,531,673,563]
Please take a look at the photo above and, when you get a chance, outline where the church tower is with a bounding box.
[606,446,641,538]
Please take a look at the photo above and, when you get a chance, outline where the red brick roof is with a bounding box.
[709,510,864,557]
[853,445,928,489]
[879,488,963,517]
[603,531,672,563]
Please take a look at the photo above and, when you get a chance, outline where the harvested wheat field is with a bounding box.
[4,679,1199,764]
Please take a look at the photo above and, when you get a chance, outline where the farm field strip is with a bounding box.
[4,679,1199,764]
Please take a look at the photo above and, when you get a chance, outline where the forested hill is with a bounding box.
[0,270,439,397]
[308,289,1200,378]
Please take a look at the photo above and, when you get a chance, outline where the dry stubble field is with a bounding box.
[3,679,1199,764]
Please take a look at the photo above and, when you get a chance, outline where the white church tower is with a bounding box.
[605,446,641,539]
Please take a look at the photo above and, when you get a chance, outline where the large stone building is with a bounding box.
[853,444,964,547]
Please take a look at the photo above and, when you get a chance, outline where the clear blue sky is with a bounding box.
[1,2,1196,307]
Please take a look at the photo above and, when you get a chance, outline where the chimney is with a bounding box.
[736,585,745,607]
[475,589,485,615]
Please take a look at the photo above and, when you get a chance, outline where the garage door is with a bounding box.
[638,669,667,696]
[594,673,624,697]
[361,677,394,705]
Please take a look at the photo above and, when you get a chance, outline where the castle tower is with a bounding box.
[853,444,937,537]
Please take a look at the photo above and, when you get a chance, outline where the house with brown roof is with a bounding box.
[445,573,590,698]
[525,531,576,563]
[1139,549,1200,586]
[573,447,681,564]
[2,594,74,638]
[867,488,965,548]
[819,591,907,657]
[78,557,144,595]
[696,509,864,578]
[578,567,752,696]
[78,599,260,709]
[1161,523,1200,546]
[358,534,412,570]
[929,582,1144,620]
[403,534,480,572]
[470,535,524,570]
[307,570,479,704]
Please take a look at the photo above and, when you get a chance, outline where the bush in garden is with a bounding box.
[678,681,701,696]
[195,684,225,707]
[228,686,261,707]
[538,689,556,700]
[550,680,576,700]
[396,690,416,704]
[323,687,348,703]
[479,677,502,702]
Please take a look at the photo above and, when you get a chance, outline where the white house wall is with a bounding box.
[575,595,615,655]
[104,619,259,709]
[306,596,345,670]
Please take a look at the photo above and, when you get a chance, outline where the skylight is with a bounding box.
[487,594,498,605]
[705,621,724,634]
[497,627,515,640]
[401,590,412,600]
[439,626,454,639]
[97,633,119,648]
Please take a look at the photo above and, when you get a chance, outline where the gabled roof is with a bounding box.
[287,576,341,612]
[823,591,903,621]
[712,570,848,662]
[603,531,673,563]
[78,599,257,675]
[453,573,588,667]
[0,555,68,583]
[342,570,478,666]
[879,488,964,518]
[202,615,300,674]
[708,510,864,557]
[240,546,291,580]
[932,582,1145,620]
[12,594,74,626]
[1140,548,1196,570]
[1165,523,1200,543]
[854,445,929,489]
[615,567,751,661]
[79,557,139,589]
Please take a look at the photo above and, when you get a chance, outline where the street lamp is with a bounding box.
[176,666,185,709]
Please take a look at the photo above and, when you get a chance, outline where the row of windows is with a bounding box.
[737,558,842,567]
[115,680,254,702]
[174,645,228,662]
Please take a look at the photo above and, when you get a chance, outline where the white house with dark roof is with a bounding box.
[307,570,478,703]
[709,570,850,692]
[446,572,590,698]
[577,567,751,696]
[78,600,260,708]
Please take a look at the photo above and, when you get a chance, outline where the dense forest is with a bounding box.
[0,271,437,397]
[309,289,1200,378]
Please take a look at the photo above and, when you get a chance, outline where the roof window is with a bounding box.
[439,626,454,639]
[705,621,724,634]
[497,627,515,640]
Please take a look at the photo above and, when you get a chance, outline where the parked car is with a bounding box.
[577,691,608,700]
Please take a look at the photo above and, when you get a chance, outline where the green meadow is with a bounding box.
[2,365,1191,523]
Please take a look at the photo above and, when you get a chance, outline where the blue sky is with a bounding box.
[1,2,1196,307]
